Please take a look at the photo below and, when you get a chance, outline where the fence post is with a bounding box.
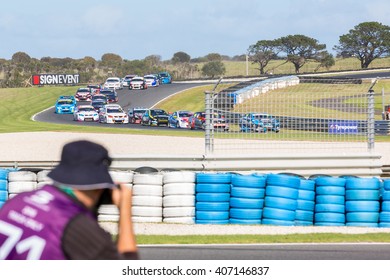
[205,90,213,155]
[367,81,377,152]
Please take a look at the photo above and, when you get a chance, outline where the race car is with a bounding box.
[168,110,193,128]
[103,77,123,90]
[121,74,136,87]
[98,104,129,124]
[91,99,107,112]
[141,109,169,126]
[87,84,101,94]
[159,71,172,84]
[239,113,279,133]
[128,107,148,124]
[55,98,76,114]
[144,75,159,87]
[129,77,147,90]
[73,105,99,122]
[188,112,229,131]
[74,88,92,102]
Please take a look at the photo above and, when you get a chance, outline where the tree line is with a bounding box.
[0,21,389,88]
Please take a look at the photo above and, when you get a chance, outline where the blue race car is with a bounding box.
[158,72,172,84]
[55,98,76,114]
[239,113,280,133]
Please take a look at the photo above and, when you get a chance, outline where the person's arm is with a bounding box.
[112,184,138,254]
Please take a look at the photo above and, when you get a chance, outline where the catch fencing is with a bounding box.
[205,76,383,156]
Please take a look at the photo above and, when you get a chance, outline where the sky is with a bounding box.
[0,0,389,61]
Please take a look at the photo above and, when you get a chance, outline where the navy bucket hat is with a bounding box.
[48,140,115,190]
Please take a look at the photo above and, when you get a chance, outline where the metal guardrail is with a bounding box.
[375,120,390,135]
[0,153,383,177]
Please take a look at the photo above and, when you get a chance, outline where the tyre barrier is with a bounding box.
[345,177,380,227]
[162,171,196,224]
[229,174,266,224]
[1,169,389,228]
[195,173,231,224]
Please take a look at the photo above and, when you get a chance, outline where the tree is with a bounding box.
[247,39,280,74]
[171,51,191,64]
[334,21,390,69]
[279,34,327,73]
[314,51,335,72]
[101,53,122,67]
[206,53,222,61]
[11,52,31,64]
[201,61,226,78]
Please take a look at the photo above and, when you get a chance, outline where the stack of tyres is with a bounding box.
[0,169,9,208]
[7,171,37,199]
[132,173,163,223]
[162,171,196,224]
[295,179,316,226]
[262,174,300,226]
[314,177,346,226]
[229,174,266,224]
[380,180,390,227]
[345,177,381,227]
[36,170,53,189]
[195,173,231,224]
[98,171,134,222]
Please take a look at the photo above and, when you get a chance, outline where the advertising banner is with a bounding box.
[328,120,358,134]
[32,74,80,85]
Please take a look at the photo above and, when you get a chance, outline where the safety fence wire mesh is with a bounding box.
[206,76,380,156]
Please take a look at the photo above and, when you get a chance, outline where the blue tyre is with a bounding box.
[315,177,346,187]
[346,222,378,228]
[229,208,262,219]
[316,195,345,205]
[262,218,295,226]
[315,186,345,196]
[196,202,230,211]
[295,220,313,226]
[315,203,345,213]
[315,212,345,223]
[295,210,314,221]
[230,197,264,209]
[297,200,315,211]
[315,222,345,227]
[346,212,379,223]
[384,180,390,191]
[262,207,295,221]
[0,190,8,201]
[229,218,261,224]
[0,169,9,180]
[196,211,229,220]
[380,212,390,223]
[0,180,7,191]
[265,185,298,199]
[266,174,300,188]
[382,191,390,200]
[345,177,380,190]
[196,219,229,224]
[231,174,266,188]
[196,183,231,193]
[345,201,380,212]
[379,222,390,228]
[264,196,297,211]
[231,186,265,199]
[299,179,315,191]
[381,201,390,212]
[345,190,380,201]
[298,189,315,201]
[196,173,231,184]
[196,193,230,202]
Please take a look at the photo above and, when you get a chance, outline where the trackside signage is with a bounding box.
[328,120,358,134]
[32,74,80,85]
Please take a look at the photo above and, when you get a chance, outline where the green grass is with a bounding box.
[135,233,390,244]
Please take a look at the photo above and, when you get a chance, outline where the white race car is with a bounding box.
[73,105,99,122]
[144,75,159,87]
[129,77,147,90]
[103,77,123,90]
[98,104,129,124]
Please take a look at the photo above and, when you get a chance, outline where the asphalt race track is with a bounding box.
[138,243,390,260]
[34,82,210,130]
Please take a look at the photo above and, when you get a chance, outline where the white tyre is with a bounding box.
[8,193,18,199]
[133,174,163,185]
[8,171,37,182]
[98,204,119,215]
[163,183,195,195]
[132,184,163,196]
[132,216,162,223]
[163,217,195,224]
[163,171,196,184]
[132,196,162,207]
[8,182,37,193]
[98,214,119,222]
[163,195,195,207]
[37,170,51,182]
[37,181,52,189]
[109,171,134,183]
[163,207,195,217]
[132,206,163,217]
